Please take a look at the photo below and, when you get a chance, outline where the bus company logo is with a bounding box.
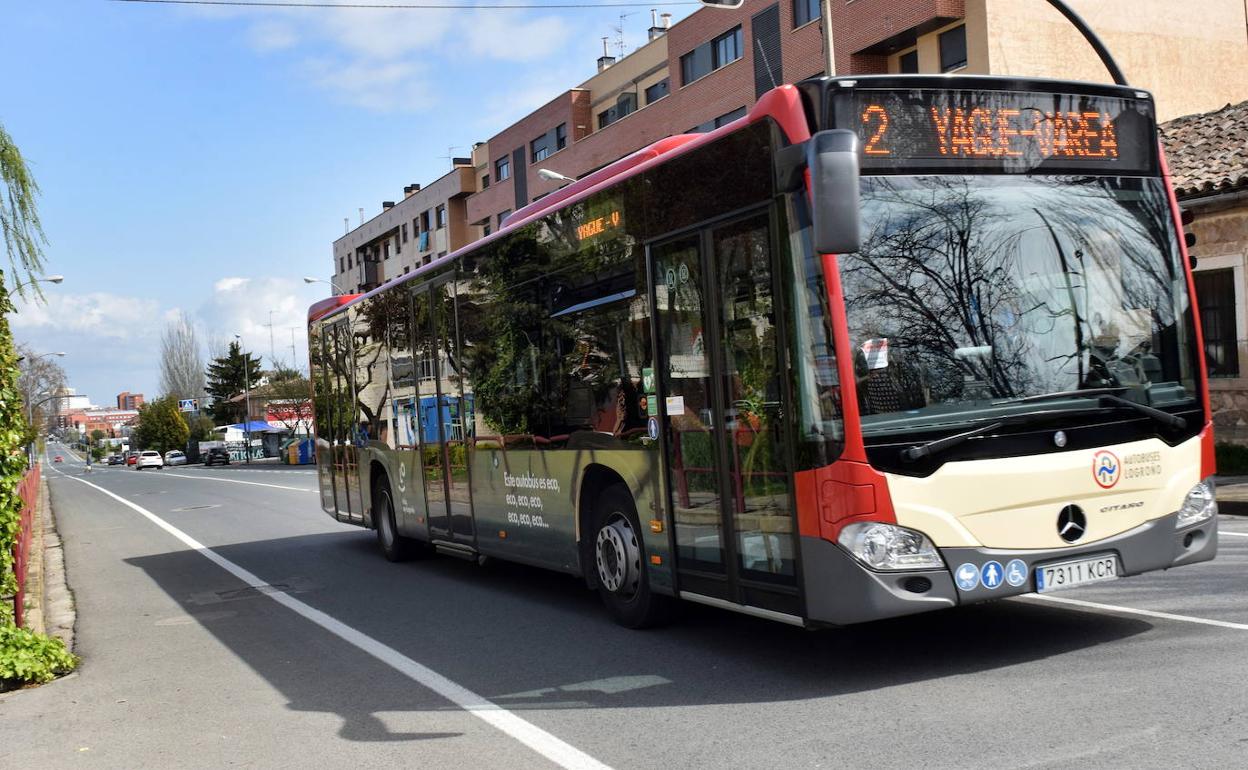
[1092,450,1121,488]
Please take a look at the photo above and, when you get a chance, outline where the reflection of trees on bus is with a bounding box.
[843,175,1193,416]
[459,187,649,445]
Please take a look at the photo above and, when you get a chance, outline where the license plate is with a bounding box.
[1035,554,1119,593]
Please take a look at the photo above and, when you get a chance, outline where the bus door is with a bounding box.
[651,211,799,616]
[328,318,363,524]
[412,282,475,545]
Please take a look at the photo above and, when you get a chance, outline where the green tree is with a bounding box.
[89,429,105,445]
[130,396,190,455]
[205,341,261,425]
[0,125,46,292]
[0,124,76,684]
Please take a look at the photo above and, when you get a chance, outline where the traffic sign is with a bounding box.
[179,398,198,412]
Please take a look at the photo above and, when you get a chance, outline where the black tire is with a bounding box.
[591,484,674,629]
[374,483,418,562]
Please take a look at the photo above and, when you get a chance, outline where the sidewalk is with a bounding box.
[20,472,76,648]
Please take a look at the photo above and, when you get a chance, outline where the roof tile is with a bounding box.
[1160,100,1248,199]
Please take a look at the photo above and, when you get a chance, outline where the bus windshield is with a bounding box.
[839,174,1199,438]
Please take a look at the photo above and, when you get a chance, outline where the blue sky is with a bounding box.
[4,0,695,406]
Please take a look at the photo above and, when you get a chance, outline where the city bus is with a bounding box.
[308,74,1217,628]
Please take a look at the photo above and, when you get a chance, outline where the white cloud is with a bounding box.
[195,277,315,370]
[247,20,300,52]
[215,277,250,292]
[11,292,164,340]
[316,7,455,61]
[302,57,431,113]
[466,11,571,63]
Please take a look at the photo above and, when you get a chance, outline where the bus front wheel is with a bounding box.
[592,484,672,629]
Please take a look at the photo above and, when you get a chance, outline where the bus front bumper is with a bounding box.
[799,510,1217,627]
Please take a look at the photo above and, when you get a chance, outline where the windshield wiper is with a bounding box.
[1011,388,1185,429]
[901,420,1007,462]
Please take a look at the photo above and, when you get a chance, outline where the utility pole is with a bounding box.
[243,350,252,465]
[266,309,276,366]
[289,328,299,373]
[821,0,836,76]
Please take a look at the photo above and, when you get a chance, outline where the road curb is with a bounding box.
[33,475,76,651]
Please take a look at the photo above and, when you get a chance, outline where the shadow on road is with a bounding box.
[125,529,1154,737]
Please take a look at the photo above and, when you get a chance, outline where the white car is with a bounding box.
[164,450,187,466]
[135,451,164,470]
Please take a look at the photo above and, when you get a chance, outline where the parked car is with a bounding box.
[126,452,139,466]
[164,450,187,466]
[203,447,231,466]
[135,451,163,470]
[107,454,123,465]
[53,455,63,463]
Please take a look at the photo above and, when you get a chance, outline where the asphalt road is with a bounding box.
[4,442,1248,768]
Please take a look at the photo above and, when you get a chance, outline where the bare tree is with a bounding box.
[159,312,205,403]
[17,342,66,431]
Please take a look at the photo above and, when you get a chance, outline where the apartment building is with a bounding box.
[331,160,477,295]
[331,0,1248,287]
[116,391,144,410]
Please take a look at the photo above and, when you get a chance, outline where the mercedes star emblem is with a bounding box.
[1057,504,1087,543]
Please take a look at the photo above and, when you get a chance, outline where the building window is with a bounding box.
[413,217,419,235]
[383,241,390,260]
[347,253,353,269]
[483,223,492,236]
[436,205,447,228]
[690,106,748,133]
[404,266,411,274]
[681,26,742,86]
[498,210,511,228]
[939,25,967,72]
[418,231,430,252]
[401,223,408,243]
[644,78,670,104]
[794,0,818,27]
[481,173,490,189]
[555,123,567,150]
[420,210,431,231]
[531,133,551,163]
[713,26,743,68]
[495,156,511,181]
[1195,268,1240,377]
[338,256,344,273]
[899,49,919,73]
[597,92,638,130]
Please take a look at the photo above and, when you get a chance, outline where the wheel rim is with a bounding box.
[378,492,394,546]
[595,513,640,599]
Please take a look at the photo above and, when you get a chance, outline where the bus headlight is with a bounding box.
[837,522,943,571]
[1177,478,1217,528]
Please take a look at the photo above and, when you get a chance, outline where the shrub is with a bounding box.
[0,624,78,688]
[1215,442,1248,476]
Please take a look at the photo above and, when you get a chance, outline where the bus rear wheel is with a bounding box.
[592,484,672,629]
[375,483,418,562]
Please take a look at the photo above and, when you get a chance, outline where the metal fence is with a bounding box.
[11,465,41,627]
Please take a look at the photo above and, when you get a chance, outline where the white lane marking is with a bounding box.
[50,468,610,770]
[1220,531,1248,538]
[158,472,315,493]
[1021,594,1248,631]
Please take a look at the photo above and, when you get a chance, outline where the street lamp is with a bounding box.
[12,274,65,294]
[304,276,344,294]
[537,168,577,184]
[234,334,252,465]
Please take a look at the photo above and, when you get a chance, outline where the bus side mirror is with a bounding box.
[807,130,862,255]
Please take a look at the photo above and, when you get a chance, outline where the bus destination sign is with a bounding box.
[849,89,1155,174]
